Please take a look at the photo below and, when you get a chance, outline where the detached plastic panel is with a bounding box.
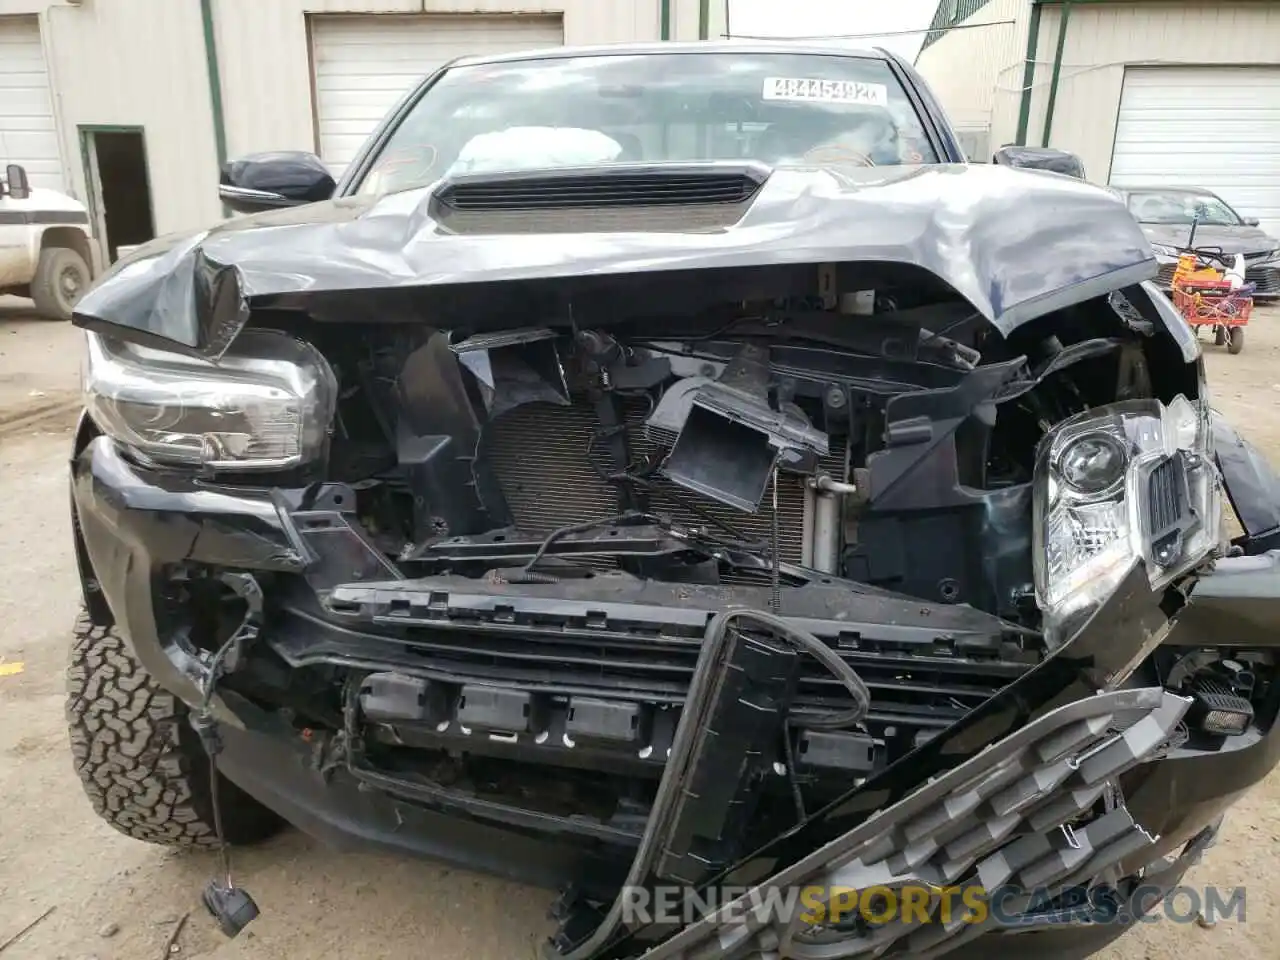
[638,688,1190,960]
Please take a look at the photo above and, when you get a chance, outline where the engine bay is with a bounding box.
[128,265,1204,844]
[101,262,1205,883]
[296,268,1193,628]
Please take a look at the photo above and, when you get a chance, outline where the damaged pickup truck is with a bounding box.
[66,42,1280,960]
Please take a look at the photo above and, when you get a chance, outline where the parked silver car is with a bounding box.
[1111,185,1280,298]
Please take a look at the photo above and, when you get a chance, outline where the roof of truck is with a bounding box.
[449,40,892,69]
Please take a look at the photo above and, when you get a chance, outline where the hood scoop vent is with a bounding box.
[434,162,769,211]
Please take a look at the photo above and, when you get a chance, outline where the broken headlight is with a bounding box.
[1033,396,1223,636]
[83,329,336,471]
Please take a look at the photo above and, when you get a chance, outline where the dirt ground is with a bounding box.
[1,296,1278,960]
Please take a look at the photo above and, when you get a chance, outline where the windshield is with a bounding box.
[1125,190,1241,227]
[354,52,939,196]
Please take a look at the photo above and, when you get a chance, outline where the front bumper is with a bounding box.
[71,431,1280,960]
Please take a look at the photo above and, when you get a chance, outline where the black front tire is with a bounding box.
[66,610,279,848]
[1228,327,1245,355]
[1214,326,1227,346]
[30,246,90,321]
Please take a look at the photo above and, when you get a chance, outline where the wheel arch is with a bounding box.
[39,225,98,278]
[71,411,114,626]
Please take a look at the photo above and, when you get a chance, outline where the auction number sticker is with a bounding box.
[762,77,889,107]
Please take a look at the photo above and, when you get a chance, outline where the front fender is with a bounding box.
[1168,413,1280,649]
[70,410,114,625]
[1214,412,1280,554]
[0,223,36,287]
[1174,550,1280,649]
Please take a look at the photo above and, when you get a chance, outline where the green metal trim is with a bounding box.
[1025,0,1214,145]
[660,0,670,40]
[1014,2,1042,145]
[1041,0,1072,146]
[76,126,101,263]
[77,124,147,134]
[199,0,228,169]
[921,0,995,52]
[699,0,710,40]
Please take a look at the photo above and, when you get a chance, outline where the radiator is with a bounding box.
[484,397,847,564]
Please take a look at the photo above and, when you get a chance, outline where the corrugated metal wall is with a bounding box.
[1024,2,1280,181]
[913,0,1025,144]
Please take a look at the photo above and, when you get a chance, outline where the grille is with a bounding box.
[1147,455,1187,534]
[382,617,1021,732]
[1157,263,1177,287]
[1246,265,1280,296]
[484,397,847,563]
[436,166,766,211]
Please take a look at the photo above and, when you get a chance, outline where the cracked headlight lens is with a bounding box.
[1033,396,1224,639]
[84,328,337,471]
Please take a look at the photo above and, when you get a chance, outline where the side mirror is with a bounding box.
[4,163,30,201]
[1243,216,1261,227]
[991,146,1086,180]
[219,151,335,215]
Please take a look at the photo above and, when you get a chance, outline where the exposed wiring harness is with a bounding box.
[549,605,872,960]
[188,573,264,894]
[195,633,240,889]
[515,524,870,726]
[721,607,871,731]
[516,511,656,581]
[512,509,767,583]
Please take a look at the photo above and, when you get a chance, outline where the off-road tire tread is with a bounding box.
[66,610,276,847]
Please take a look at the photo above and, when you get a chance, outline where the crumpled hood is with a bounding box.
[1142,222,1279,256]
[72,162,1157,359]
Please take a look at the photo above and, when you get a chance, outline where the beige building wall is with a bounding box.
[215,0,667,163]
[1023,2,1280,179]
[1,0,673,235]
[1,0,221,234]
[914,0,1026,147]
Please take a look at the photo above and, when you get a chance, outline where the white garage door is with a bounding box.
[0,17,62,192]
[1110,66,1280,235]
[311,14,564,177]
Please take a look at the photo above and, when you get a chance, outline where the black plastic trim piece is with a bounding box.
[434,162,770,211]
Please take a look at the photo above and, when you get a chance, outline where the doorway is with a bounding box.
[79,127,156,265]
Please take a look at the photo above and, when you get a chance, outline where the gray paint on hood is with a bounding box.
[72,163,1158,360]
